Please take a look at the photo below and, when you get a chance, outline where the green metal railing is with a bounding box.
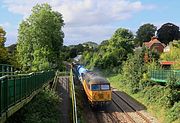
[0,64,14,77]
[150,70,180,84]
[0,70,55,123]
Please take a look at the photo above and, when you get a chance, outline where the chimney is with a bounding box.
[151,36,158,40]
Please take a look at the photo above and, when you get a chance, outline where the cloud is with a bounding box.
[63,25,116,45]
[0,22,18,46]
[2,0,156,45]
[0,22,11,29]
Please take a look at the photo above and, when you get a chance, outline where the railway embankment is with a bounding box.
[6,88,61,123]
[108,74,180,123]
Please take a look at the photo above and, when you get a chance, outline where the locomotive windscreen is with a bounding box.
[91,84,110,91]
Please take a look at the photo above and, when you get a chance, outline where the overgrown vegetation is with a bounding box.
[82,28,134,72]
[105,51,180,122]
[108,73,180,123]
[160,40,180,69]
[6,88,61,123]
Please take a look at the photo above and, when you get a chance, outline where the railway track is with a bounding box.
[112,91,152,123]
[74,75,156,123]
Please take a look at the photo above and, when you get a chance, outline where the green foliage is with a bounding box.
[0,45,9,64]
[142,86,168,105]
[7,89,60,123]
[166,102,180,123]
[82,28,134,71]
[108,73,180,122]
[160,40,180,69]
[135,23,157,46]
[167,75,180,89]
[17,3,64,71]
[0,27,17,66]
[0,26,6,46]
[0,26,8,64]
[112,28,134,39]
[157,23,180,45]
[121,50,147,93]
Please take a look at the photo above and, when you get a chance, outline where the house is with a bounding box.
[163,45,170,52]
[144,36,166,53]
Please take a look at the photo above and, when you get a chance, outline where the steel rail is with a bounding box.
[113,91,151,123]
[112,97,136,123]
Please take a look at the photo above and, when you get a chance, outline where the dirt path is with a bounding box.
[56,76,70,123]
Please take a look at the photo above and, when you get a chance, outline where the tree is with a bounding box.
[100,40,109,46]
[17,4,64,71]
[112,28,134,39]
[121,50,146,93]
[136,23,157,46]
[0,26,9,64]
[82,28,134,71]
[157,23,180,45]
[0,26,6,46]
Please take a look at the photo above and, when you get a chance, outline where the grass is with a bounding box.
[107,74,180,123]
[6,88,61,123]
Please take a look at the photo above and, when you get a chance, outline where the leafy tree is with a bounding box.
[6,44,20,69]
[100,40,109,46]
[0,26,9,64]
[17,4,64,71]
[121,50,146,93]
[160,40,180,69]
[112,28,134,39]
[136,23,157,46]
[0,26,6,46]
[157,23,180,45]
[82,28,134,71]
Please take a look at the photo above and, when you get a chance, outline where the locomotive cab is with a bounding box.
[89,77,112,105]
[75,64,112,106]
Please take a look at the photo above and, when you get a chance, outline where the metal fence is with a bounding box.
[0,64,14,77]
[0,70,55,122]
[150,70,180,83]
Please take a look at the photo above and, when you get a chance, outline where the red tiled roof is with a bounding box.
[144,36,166,48]
[160,61,175,65]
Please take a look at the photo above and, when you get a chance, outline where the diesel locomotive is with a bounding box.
[72,63,111,105]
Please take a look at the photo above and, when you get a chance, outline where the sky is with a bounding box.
[0,0,180,46]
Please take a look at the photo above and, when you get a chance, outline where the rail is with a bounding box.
[0,70,55,123]
[70,68,78,123]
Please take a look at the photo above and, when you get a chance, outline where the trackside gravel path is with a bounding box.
[56,76,70,123]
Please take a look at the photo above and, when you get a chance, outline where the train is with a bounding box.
[72,63,112,106]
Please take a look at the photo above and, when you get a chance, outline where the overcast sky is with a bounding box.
[0,0,180,46]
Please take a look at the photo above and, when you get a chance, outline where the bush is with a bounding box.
[121,50,147,93]
[166,102,180,123]
[7,89,60,123]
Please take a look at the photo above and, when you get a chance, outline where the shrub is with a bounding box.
[166,102,180,123]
